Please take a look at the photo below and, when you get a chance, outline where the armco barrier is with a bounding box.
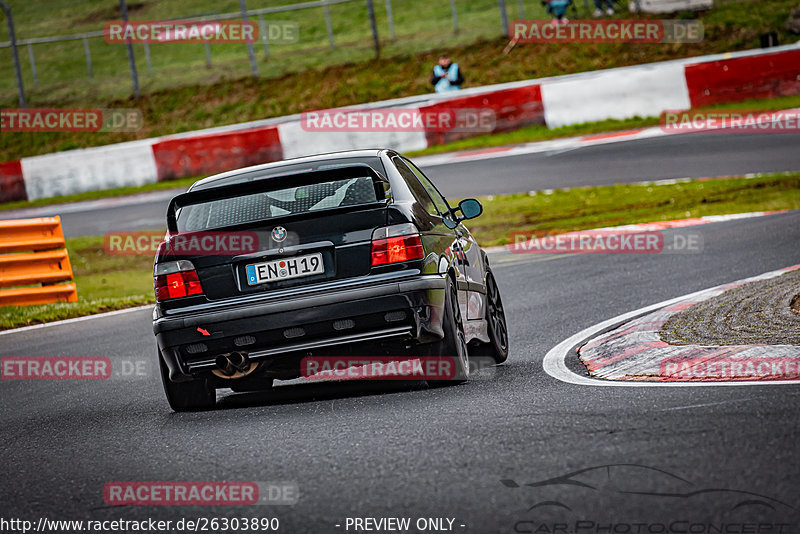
[684,49,800,108]
[420,85,544,146]
[152,126,283,181]
[20,140,159,201]
[629,0,713,13]
[541,62,691,128]
[277,119,427,160]
[0,161,27,203]
[2,44,799,201]
[0,216,78,306]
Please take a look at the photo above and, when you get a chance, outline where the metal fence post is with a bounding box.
[497,0,509,37]
[324,2,335,49]
[119,0,139,98]
[203,39,212,67]
[258,15,270,58]
[366,0,379,58]
[26,43,37,87]
[143,41,152,74]
[238,0,259,77]
[384,0,395,40]
[517,0,525,17]
[449,0,459,33]
[0,1,25,107]
[82,36,93,79]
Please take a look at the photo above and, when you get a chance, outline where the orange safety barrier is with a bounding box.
[0,216,78,306]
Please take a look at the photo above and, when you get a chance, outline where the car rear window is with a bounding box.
[176,175,381,232]
[191,156,387,189]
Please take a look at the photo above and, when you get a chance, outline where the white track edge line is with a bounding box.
[0,305,153,337]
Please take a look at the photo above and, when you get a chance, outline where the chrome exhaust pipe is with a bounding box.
[228,351,249,373]
[215,354,236,376]
[214,352,251,378]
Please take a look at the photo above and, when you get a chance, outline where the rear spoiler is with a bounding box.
[166,164,389,232]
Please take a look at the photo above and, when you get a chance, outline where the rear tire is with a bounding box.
[426,276,470,385]
[158,350,216,412]
[471,270,509,364]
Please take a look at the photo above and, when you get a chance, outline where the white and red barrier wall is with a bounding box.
[151,126,284,181]
[1,44,798,203]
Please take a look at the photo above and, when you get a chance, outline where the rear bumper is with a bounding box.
[153,274,447,381]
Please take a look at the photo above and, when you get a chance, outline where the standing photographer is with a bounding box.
[430,55,464,93]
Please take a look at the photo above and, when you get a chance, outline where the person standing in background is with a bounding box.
[543,0,572,25]
[431,55,464,93]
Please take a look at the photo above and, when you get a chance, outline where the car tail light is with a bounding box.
[154,260,203,301]
[371,223,424,266]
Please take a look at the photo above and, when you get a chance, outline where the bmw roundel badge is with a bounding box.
[272,226,287,242]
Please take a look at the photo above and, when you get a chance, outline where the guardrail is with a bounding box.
[3,43,799,203]
[0,216,78,306]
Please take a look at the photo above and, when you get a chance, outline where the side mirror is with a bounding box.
[457,198,483,220]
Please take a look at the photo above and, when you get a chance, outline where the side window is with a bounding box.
[392,157,438,217]
[403,158,451,216]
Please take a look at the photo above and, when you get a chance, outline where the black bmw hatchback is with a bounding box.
[153,149,508,411]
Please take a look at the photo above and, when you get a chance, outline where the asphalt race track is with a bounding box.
[1,208,799,530]
[3,129,799,238]
[427,130,800,197]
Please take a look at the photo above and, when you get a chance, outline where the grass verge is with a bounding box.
[0,235,157,330]
[467,172,800,246]
[2,172,798,330]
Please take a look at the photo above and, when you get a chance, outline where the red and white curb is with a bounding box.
[543,265,800,388]
[580,265,800,381]
[591,210,790,232]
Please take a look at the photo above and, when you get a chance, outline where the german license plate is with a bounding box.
[245,253,324,286]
